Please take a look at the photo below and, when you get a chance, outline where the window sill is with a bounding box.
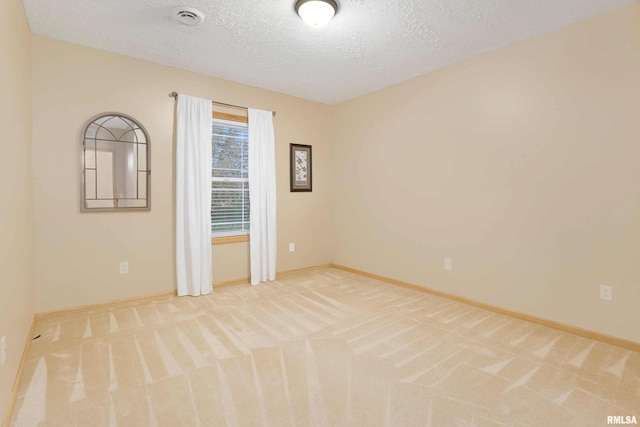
[211,235,249,245]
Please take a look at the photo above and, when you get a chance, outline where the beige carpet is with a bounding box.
[8,267,640,426]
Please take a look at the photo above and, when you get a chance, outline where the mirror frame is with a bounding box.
[80,112,151,212]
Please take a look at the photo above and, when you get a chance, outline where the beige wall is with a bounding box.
[332,3,640,343]
[32,35,333,312]
[0,0,35,420]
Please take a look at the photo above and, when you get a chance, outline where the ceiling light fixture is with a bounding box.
[295,0,338,28]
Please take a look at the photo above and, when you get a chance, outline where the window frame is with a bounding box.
[211,111,250,245]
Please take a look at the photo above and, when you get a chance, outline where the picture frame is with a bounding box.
[290,143,312,192]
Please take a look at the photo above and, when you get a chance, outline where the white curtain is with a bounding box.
[176,94,213,296]
[248,109,277,285]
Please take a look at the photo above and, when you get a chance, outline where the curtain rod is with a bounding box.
[169,92,276,117]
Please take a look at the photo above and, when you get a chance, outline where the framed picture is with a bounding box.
[290,143,312,192]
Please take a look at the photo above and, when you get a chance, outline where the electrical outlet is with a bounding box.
[600,285,613,301]
[119,261,129,274]
[444,258,453,271]
[289,242,295,252]
[1,336,6,365]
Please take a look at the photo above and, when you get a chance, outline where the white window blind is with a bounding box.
[211,118,249,236]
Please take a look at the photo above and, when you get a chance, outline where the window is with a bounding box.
[211,117,249,238]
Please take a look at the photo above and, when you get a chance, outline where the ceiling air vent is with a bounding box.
[174,7,205,25]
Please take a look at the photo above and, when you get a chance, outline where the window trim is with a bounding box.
[211,234,249,245]
[213,111,247,123]
[211,110,250,245]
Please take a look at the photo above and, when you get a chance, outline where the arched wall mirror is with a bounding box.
[81,113,151,212]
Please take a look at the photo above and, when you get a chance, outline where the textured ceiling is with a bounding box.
[23,0,637,104]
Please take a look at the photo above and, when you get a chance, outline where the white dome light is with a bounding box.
[295,0,338,28]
